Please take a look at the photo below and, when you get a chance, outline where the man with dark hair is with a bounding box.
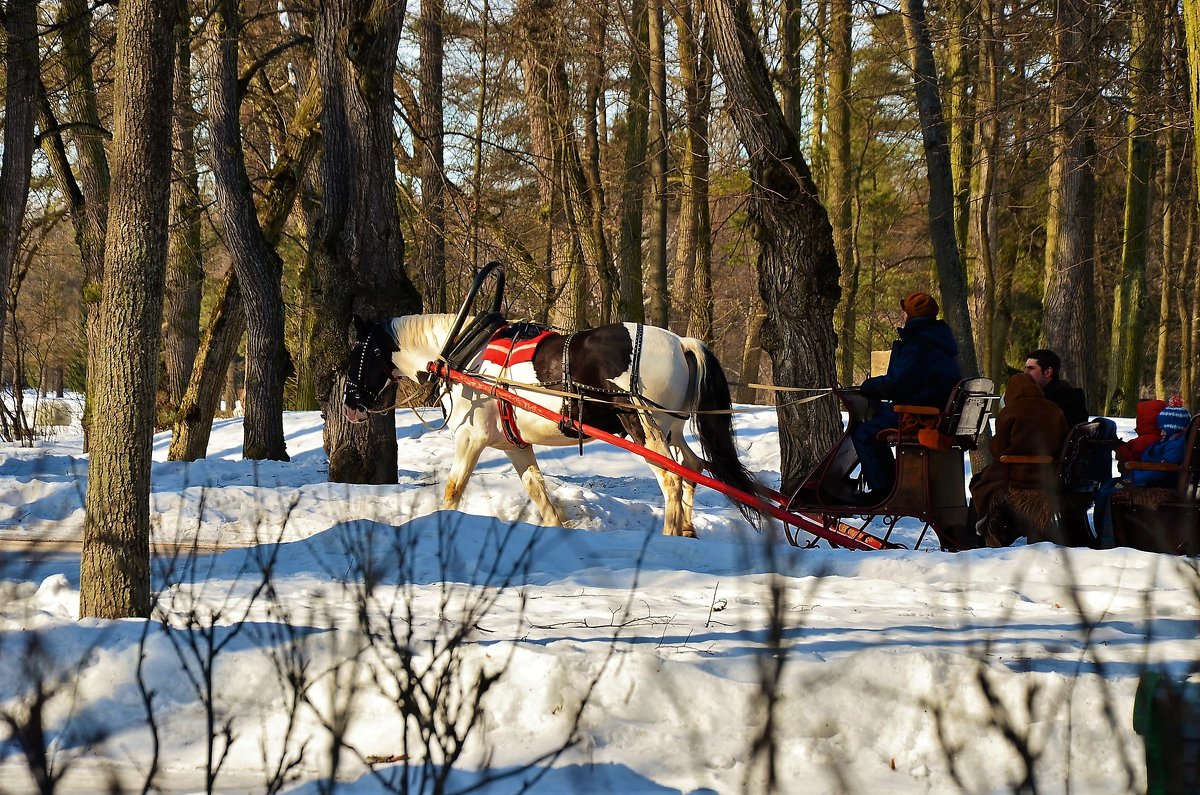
[1024,348,1089,428]
[846,291,962,504]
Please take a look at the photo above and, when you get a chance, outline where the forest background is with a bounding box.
[2,0,1200,617]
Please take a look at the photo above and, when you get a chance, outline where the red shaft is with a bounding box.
[430,363,894,551]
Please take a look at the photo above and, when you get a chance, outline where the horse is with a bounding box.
[341,314,764,537]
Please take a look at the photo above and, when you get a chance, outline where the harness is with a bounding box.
[480,322,561,448]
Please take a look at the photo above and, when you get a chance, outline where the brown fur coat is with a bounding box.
[971,373,1070,525]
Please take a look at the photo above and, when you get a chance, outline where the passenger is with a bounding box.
[1024,348,1089,428]
[1093,398,1166,547]
[970,372,1069,546]
[847,290,961,504]
[1116,398,1167,471]
[1129,397,1191,488]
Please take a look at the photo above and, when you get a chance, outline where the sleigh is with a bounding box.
[779,378,999,550]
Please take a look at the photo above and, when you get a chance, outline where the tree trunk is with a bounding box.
[672,0,714,341]
[0,0,38,371]
[162,8,204,417]
[169,69,320,461]
[1177,200,1196,403]
[736,304,767,404]
[828,0,855,383]
[945,0,975,264]
[1155,132,1176,399]
[310,0,422,485]
[1042,0,1097,399]
[1184,0,1200,406]
[706,0,843,490]
[168,267,246,459]
[617,0,649,322]
[48,0,113,451]
[646,0,669,328]
[80,0,179,619]
[780,0,805,137]
[418,0,447,313]
[582,5,617,323]
[1106,0,1161,415]
[899,0,979,379]
[808,0,828,186]
[972,0,1002,380]
[520,0,590,328]
[207,0,291,461]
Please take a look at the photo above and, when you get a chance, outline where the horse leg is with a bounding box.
[670,431,707,538]
[505,446,565,527]
[639,414,691,538]
[443,429,487,511]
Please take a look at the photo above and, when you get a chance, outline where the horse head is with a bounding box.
[342,315,400,423]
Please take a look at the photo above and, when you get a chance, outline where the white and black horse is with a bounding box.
[342,314,762,537]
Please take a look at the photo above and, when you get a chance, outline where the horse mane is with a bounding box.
[387,314,463,357]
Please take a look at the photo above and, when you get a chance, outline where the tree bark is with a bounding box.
[582,5,617,323]
[207,0,291,461]
[169,67,320,461]
[617,0,649,323]
[162,7,204,416]
[309,0,422,485]
[1042,0,1097,398]
[80,0,179,619]
[672,0,714,341]
[1155,131,1176,399]
[1106,0,1161,415]
[971,0,1003,380]
[519,0,590,328]
[646,0,669,328]
[0,0,39,372]
[418,0,447,313]
[828,0,855,383]
[945,0,976,264]
[45,0,113,450]
[900,0,979,380]
[706,0,843,490]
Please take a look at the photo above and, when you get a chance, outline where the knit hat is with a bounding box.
[901,291,939,319]
[1157,397,1190,435]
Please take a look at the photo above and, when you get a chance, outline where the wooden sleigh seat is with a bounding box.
[790,377,998,550]
[979,418,1118,548]
[1111,414,1200,555]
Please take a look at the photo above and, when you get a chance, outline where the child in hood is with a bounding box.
[1116,398,1166,471]
[1129,396,1192,488]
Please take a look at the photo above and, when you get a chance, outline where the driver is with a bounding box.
[847,290,962,504]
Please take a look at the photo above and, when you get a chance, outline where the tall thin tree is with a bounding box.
[1106,0,1162,415]
[0,0,39,378]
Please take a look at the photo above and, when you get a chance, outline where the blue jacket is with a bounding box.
[1129,431,1189,488]
[860,317,962,409]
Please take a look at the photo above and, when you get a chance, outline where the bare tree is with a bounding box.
[616,0,649,323]
[1042,0,1099,400]
[0,0,39,386]
[162,5,205,421]
[899,0,980,380]
[1106,0,1162,415]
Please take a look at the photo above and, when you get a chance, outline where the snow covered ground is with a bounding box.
[0,397,1196,793]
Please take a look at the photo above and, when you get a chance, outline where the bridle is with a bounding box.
[343,327,401,415]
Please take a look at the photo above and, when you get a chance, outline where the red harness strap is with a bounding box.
[481,324,560,449]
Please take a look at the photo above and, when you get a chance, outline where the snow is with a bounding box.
[0,398,1197,793]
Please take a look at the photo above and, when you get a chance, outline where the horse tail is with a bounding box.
[680,338,766,528]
